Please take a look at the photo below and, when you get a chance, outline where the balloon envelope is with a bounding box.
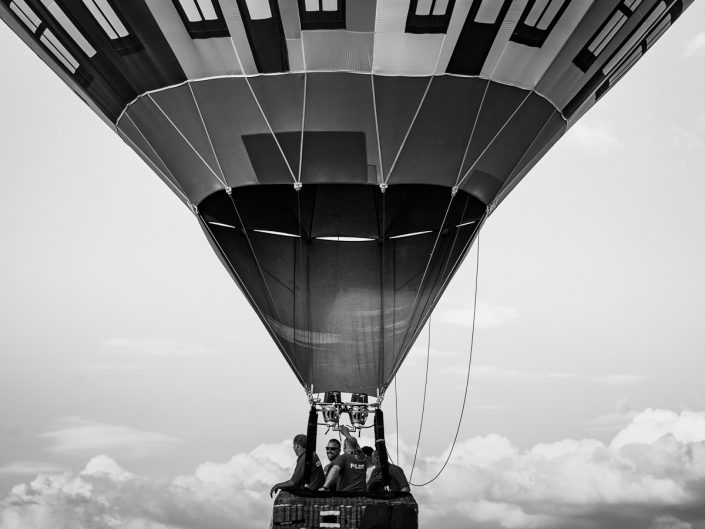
[0,0,693,395]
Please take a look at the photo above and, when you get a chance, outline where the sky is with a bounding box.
[1,3,705,529]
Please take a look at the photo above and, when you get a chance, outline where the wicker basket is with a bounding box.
[271,489,418,529]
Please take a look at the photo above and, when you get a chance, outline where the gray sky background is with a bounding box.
[1,4,705,528]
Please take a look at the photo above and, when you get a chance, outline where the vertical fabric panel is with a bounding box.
[144,0,242,77]
[373,75,430,181]
[220,0,259,73]
[347,0,377,31]
[303,31,373,72]
[123,98,223,203]
[386,76,487,188]
[249,74,305,179]
[189,78,272,187]
[303,73,380,182]
[456,81,531,185]
[372,33,444,75]
[490,0,592,91]
[150,84,225,180]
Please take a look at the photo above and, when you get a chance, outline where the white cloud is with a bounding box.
[101,338,218,357]
[410,409,705,527]
[471,404,510,411]
[4,410,705,529]
[453,500,557,529]
[610,409,705,450]
[444,364,647,386]
[0,447,293,529]
[565,120,620,152]
[581,399,639,433]
[696,115,705,131]
[436,302,519,329]
[670,125,702,150]
[74,362,143,372]
[684,32,705,58]
[39,418,185,458]
[0,462,67,476]
[650,515,693,529]
[401,346,464,368]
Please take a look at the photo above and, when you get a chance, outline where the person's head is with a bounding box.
[325,438,341,462]
[343,437,359,453]
[361,445,374,467]
[293,434,307,456]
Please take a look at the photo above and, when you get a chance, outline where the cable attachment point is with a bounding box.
[379,183,388,194]
[189,203,199,215]
[294,182,303,191]
[225,186,232,196]
[451,186,459,197]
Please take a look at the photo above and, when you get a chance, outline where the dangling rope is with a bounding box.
[394,377,399,464]
[408,233,481,487]
[408,316,432,481]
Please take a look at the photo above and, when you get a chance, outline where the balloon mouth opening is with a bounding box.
[197,183,485,242]
[196,183,486,396]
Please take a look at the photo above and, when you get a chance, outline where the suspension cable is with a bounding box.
[409,233,481,487]
[295,187,305,377]
[389,193,456,377]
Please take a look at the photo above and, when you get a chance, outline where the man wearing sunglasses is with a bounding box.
[323,438,341,491]
[320,427,367,493]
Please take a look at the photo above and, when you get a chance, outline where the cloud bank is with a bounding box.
[101,338,218,357]
[436,302,519,329]
[0,462,67,476]
[684,32,705,58]
[565,120,620,152]
[460,364,647,385]
[3,410,705,529]
[39,418,185,458]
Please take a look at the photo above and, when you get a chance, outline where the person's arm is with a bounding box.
[395,466,410,493]
[270,478,296,498]
[319,465,340,490]
[366,468,381,491]
[339,424,355,441]
[271,455,306,497]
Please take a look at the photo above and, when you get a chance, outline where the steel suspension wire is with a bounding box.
[200,218,306,382]
[404,197,472,355]
[221,192,307,383]
[408,233,481,488]
[408,316,432,481]
[380,191,387,398]
[295,188,306,380]
[389,193,456,377]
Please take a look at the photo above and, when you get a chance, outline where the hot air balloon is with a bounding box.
[0,0,695,524]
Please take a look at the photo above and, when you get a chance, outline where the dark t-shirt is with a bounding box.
[367,464,409,492]
[331,451,367,492]
[291,452,325,490]
[323,462,338,491]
